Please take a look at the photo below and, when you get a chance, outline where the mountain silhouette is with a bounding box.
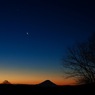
[2,80,11,84]
[38,80,57,87]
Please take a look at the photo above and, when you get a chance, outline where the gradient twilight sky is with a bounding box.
[0,0,95,85]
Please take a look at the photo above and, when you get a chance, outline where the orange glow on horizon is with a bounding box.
[0,67,75,85]
[0,78,75,85]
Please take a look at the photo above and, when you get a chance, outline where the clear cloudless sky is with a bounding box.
[0,0,95,85]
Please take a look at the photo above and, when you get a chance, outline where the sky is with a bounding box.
[0,0,95,85]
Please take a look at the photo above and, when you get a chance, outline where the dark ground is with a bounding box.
[0,84,94,95]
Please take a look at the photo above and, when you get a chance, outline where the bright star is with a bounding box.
[26,32,29,35]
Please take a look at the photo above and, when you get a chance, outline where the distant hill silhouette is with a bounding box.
[2,80,11,84]
[0,81,94,95]
[37,80,57,87]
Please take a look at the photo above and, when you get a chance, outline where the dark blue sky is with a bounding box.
[0,0,95,84]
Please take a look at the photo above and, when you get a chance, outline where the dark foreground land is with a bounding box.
[0,84,94,95]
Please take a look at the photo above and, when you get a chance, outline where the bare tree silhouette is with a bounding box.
[62,33,95,84]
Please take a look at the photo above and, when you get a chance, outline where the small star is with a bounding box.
[26,32,29,35]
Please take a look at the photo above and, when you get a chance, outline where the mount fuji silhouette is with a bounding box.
[37,80,57,87]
